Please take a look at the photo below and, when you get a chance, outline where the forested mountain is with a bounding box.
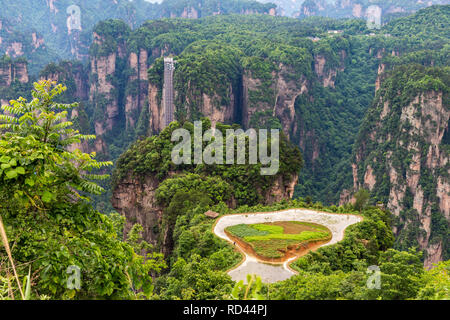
[351,65,449,268]
[296,0,449,20]
[1,4,448,266]
[347,6,450,267]
[253,0,448,17]
[0,0,276,72]
[1,0,445,74]
[0,2,448,300]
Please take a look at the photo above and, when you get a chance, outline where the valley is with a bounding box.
[0,0,448,301]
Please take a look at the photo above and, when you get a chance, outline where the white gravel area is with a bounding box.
[213,208,362,283]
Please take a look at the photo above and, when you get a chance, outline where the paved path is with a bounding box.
[213,208,362,283]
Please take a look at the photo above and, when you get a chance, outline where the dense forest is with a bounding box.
[78,5,448,209]
[0,1,449,301]
[0,82,448,299]
[0,0,276,73]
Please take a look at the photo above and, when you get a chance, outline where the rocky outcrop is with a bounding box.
[31,32,45,50]
[148,82,164,134]
[350,70,449,267]
[89,32,123,153]
[0,62,12,87]
[112,174,164,249]
[67,108,90,154]
[125,49,149,130]
[299,0,327,17]
[375,63,385,92]
[200,90,236,127]
[112,170,299,255]
[262,174,299,204]
[314,55,337,88]
[14,61,28,83]
[181,7,199,19]
[314,51,346,88]
[148,65,238,134]
[40,61,88,101]
[242,63,308,138]
[0,58,29,87]
[295,0,440,20]
[6,42,24,58]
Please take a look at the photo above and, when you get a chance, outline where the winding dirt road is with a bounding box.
[213,208,362,283]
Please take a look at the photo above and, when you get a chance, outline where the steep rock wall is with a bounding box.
[0,59,29,87]
[242,63,308,139]
[112,171,299,255]
[351,68,449,267]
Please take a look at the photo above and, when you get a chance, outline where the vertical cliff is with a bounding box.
[242,62,308,138]
[351,65,449,267]
[39,60,88,101]
[125,49,149,130]
[297,0,444,19]
[0,58,13,87]
[88,21,131,154]
[145,42,242,134]
[0,56,30,87]
[111,122,303,255]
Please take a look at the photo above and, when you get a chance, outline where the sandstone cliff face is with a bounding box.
[297,0,438,20]
[39,61,88,101]
[125,49,149,130]
[112,172,299,255]
[89,33,123,153]
[314,55,337,88]
[314,50,346,88]
[181,7,199,19]
[0,63,12,87]
[0,59,29,87]
[112,174,164,249]
[6,42,24,58]
[148,82,164,134]
[352,89,449,268]
[299,0,327,17]
[200,89,237,127]
[67,108,90,154]
[32,32,45,50]
[242,63,308,138]
[91,59,117,125]
[375,63,385,92]
[14,61,29,83]
[262,174,299,204]
[148,74,238,134]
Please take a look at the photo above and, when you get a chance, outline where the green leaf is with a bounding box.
[1,163,11,170]
[5,169,17,179]
[25,177,35,186]
[41,191,53,203]
[16,166,26,175]
[0,155,11,163]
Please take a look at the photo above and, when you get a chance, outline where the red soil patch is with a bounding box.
[225,229,331,264]
[269,221,317,234]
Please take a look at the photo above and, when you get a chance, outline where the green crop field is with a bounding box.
[225,221,331,259]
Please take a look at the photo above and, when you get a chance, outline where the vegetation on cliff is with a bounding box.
[353,64,449,261]
[0,81,164,299]
[113,117,303,207]
[0,0,276,70]
[0,82,448,300]
[1,3,449,301]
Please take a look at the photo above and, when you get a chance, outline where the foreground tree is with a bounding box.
[0,81,164,299]
[354,189,370,213]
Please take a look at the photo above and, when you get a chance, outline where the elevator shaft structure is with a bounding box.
[163,57,175,128]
